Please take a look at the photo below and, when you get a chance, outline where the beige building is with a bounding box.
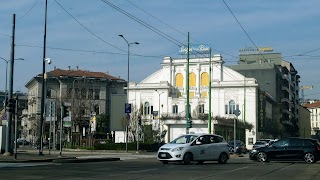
[304,101,320,136]
[25,68,126,144]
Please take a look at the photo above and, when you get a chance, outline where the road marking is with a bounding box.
[194,166,251,179]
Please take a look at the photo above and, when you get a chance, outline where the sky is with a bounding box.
[0,0,320,100]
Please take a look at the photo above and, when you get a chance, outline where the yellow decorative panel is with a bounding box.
[201,72,209,86]
[189,92,195,98]
[175,73,183,87]
[189,72,196,87]
[201,91,207,97]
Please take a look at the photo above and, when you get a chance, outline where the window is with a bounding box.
[94,89,100,99]
[248,138,253,145]
[172,105,178,114]
[225,100,239,115]
[273,139,289,147]
[67,88,72,97]
[88,89,93,99]
[81,88,86,99]
[46,89,51,98]
[189,72,196,87]
[175,73,183,87]
[201,91,207,97]
[201,72,209,86]
[198,104,204,114]
[144,102,150,115]
[290,138,303,147]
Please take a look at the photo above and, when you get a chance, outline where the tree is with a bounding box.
[96,113,109,134]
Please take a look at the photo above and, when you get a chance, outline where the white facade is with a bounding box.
[128,55,259,149]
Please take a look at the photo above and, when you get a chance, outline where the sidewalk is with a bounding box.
[0,147,124,163]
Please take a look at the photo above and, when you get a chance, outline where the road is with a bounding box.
[0,155,320,180]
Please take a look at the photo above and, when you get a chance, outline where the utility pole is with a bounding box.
[39,0,48,156]
[208,48,212,134]
[4,14,16,156]
[186,32,190,134]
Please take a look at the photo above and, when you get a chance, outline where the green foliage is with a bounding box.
[96,113,110,133]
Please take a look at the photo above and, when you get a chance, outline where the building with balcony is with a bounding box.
[127,54,262,150]
[25,67,126,144]
[228,48,300,137]
[304,101,320,136]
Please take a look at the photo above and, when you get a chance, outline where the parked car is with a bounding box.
[15,138,30,146]
[249,137,320,163]
[253,141,269,149]
[228,140,247,154]
[157,134,230,165]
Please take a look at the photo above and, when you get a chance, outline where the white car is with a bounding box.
[157,133,230,165]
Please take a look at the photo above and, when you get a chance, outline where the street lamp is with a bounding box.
[0,57,24,110]
[118,34,139,152]
[155,90,164,142]
[39,57,51,156]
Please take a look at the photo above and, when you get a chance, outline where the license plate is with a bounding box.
[161,154,166,157]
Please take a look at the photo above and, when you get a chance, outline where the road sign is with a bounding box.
[234,109,241,116]
[2,114,7,120]
[125,103,131,113]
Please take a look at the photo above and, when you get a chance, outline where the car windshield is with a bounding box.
[255,141,266,145]
[170,135,199,144]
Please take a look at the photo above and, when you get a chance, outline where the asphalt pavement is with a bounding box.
[0,146,246,163]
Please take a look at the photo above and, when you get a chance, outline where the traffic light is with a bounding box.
[62,104,70,118]
[187,119,193,128]
[7,98,16,113]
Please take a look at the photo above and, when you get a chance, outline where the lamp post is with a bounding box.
[155,90,164,142]
[118,34,139,152]
[0,57,24,111]
[39,0,48,156]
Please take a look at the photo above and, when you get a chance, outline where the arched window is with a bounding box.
[144,102,150,115]
[198,104,204,114]
[189,72,196,87]
[175,73,183,87]
[225,100,239,115]
[201,72,209,86]
[172,105,178,114]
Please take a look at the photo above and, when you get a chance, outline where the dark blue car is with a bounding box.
[249,137,320,163]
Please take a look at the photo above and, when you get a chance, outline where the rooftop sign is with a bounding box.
[179,44,210,55]
[239,47,273,54]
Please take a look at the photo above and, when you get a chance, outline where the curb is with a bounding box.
[52,157,120,163]
[0,157,77,163]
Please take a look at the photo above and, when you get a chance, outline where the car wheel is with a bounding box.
[257,152,268,162]
[183,153,192,165]
[304,153,315,163]
[218,153,228,164]
[161,161,168,164]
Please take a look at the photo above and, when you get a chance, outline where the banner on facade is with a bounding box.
[258,90,266,131]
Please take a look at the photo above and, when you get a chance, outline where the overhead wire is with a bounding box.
[222,0,273,68]
[126,0,238,59]
[100,0,185,47]
[54,0,126,53]
[16,0,40,22]
[15,44,165,58]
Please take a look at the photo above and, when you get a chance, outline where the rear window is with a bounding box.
[255,141,266,145]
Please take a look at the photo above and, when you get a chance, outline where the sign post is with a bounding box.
[234,109,241,154]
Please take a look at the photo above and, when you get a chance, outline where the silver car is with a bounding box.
[157,134,230,164]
